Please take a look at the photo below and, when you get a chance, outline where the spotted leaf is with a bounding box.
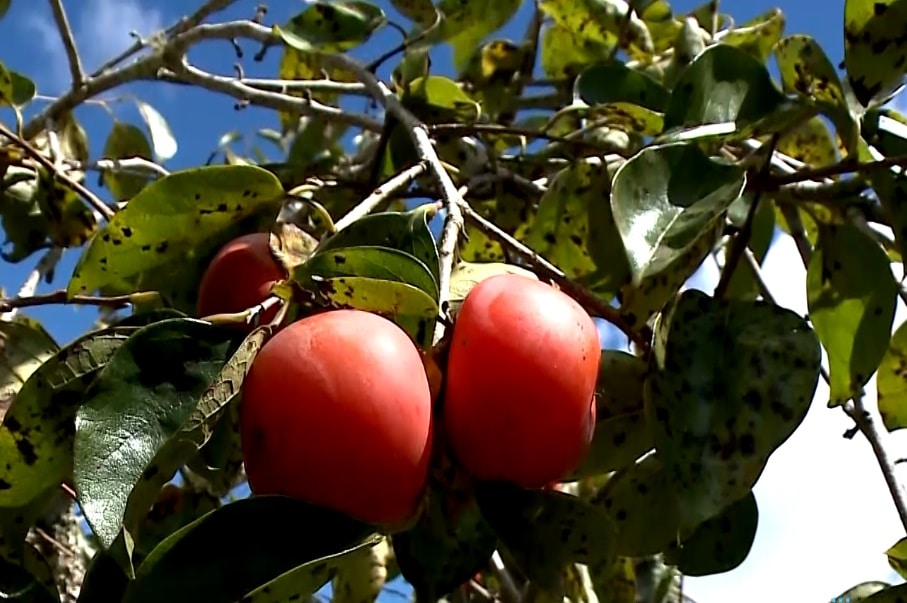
[807,223,897,406]
[646,289,821,529]
[843,0,907,107]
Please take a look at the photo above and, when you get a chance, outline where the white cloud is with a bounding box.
[23,0,164,93]
[684,234,907,602]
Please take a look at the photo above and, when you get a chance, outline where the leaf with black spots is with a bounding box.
[807,223,897,406]
[0,318,58,407]
[664,491,758,576]
[843,0,907,107]
[73,318,240,550]
[570,409,653,478]
[0,327,137,507]
[591,453,683,557]
[393,498,497,601]
[719,8,785,63]
[477,482,617,596]
[275,0,387,53]
[775,34,859,155]
[526,158,631,300]
[319,207,441,286]
[876,321,907,432]
[122,496,378,603]
[646,289,821,529]
[67,165,285,297]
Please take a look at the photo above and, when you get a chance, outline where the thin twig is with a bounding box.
[764,154,907,186]
[776,206,907,533]
[0,121,115,220]
[70,156,170,178]
[0,247,63,321]
[456,192,649,352]
[48,0,85,87]
[714,135,779,298]
[0,289,158,313]
[333,161,429,232]
[846,393,907,533]
[162,60,383,132]
[315,51,466,345]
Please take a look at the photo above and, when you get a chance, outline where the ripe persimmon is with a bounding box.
[196,232,283,326]
[443,273,599,489]
[240,309,434,526]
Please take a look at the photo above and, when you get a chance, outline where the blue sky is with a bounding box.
[2,1,907,602]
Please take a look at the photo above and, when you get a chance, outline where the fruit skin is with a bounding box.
[196,232,283,325]
[240,309,434,526]
[442,273,599,489]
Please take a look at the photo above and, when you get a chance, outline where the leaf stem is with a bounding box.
[48,0,85,88]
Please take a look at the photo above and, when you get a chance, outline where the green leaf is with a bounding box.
[77,550,129,603]
[8,71,35,107]
[576,62,669,112]
[610,142,745,284]
[774,34,859,156]
[591,453,683,557]
[885,536,907,579]
[298,246,439,302]
[570,351,653,478]
[67,165,285,296]
[0,62,14,106]
[662,43,799,141]
[431,0,522,73]
[664,491,758,576]
[806,223,897,405]
[0,540,60,603]
[843,0,907,107]
[393,497,497,601]
[0,1,10,21]
[876,321,907,432]
[101,121,154,202]
[540,23,610,79]
[122,496,378,603]
[526,158,631,299]
[275,0,387,53]
[776,116,840,168]
[477,482,618,595]
[318,207,441,287]
[719,8,785,62]
[0,318,58,405]
[864,584,907,602]
[243,541,379,603]
[403,75,481,123]
[299,276,439,349]
[390,0,435,25]
[135,101,177,162]
[0,327,136,507]
[646,289,821,528]
[587,102,665,136]
[459,191,536,263]
[73,318,239,549]
[539,0,654,56]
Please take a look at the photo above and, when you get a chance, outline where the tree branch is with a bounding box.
[0,121,115,220]
[311,49,466,345]
[48,0,85,88]
[160,60,382,132]
[333,161,429,232]
[0,289,158,313]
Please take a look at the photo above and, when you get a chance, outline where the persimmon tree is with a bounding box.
[5,0,907,602]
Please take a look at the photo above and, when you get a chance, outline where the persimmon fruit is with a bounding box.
[196,232,283,325]
[239,309,434,526]
[443,273,600,489]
